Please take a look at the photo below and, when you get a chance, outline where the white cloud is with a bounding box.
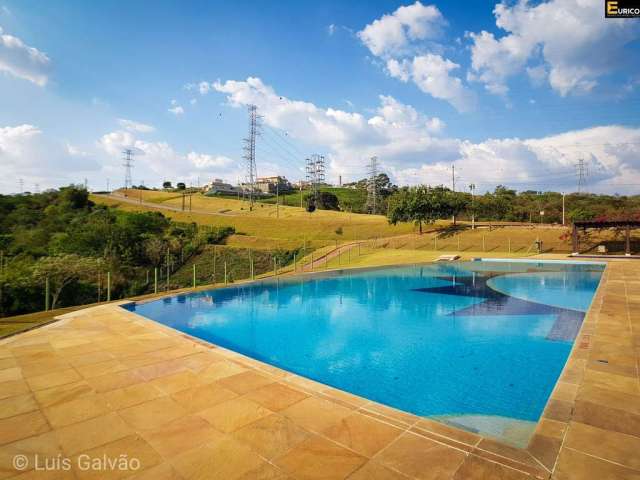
[117,118,155,133]
[213,76,640,193]
[0,26,50,86]
[0,125,99,192]
[468,0,640,97]
[198,81,211,95]
[357,2,474,111]
[358,1,445,57]
[327,24,336,36]
[98,129,236,183]
[387,54,475,112]
[168,100,184,116]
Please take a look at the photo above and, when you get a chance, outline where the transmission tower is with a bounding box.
[123,149,134,190]
[305,154,325,202]
[366,156,379,214]
[242,104,261,210]
[575,158,588,193]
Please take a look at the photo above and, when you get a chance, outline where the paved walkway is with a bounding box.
[0,260,638,479]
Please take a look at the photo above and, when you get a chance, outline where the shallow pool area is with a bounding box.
[124,260,604,447]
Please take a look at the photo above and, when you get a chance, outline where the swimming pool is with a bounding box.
[125,260,604,446]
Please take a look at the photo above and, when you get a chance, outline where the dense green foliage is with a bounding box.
[0,187,234,316]
[388,184,640,228]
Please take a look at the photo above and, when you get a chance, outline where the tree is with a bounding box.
[176,182,186,190]
[304,192,339,211]
[31,254,101,309]
[162,181,172,189]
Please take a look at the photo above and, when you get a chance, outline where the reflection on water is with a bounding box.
[126,261,604,446]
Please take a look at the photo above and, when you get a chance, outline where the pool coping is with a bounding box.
[116,258,610,478]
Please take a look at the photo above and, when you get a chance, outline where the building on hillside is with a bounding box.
[250,176,293,194]
[203,178,240,195]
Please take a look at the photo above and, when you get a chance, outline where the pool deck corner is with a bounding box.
[0,260,638,479]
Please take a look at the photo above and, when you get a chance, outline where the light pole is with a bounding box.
[469,183,476,230]
[562,192,566,226]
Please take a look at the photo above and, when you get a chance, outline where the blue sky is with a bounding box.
[1,0,639,194]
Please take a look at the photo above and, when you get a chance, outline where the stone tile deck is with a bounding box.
[0,260,638,479]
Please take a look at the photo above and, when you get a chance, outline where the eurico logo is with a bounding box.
[605,0,640,17]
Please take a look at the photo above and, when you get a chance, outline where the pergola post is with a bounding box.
[626,225,631,256]
[572,224,579,255]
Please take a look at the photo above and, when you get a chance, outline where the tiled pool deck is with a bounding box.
[0,260,638,479]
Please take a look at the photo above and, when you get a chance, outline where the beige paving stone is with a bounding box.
[0,367,22,383]
[197,360,247,382]
[244,382,309,411]
[232,413,310,460]
[553,446,640,480]
[70,434,162,480]
[274,434,366,480]
[65,350,114,368]
[19,359,71,378]
[118,396,188,431]
[127,462,184,480]
[25,369,82,392]
[0,392,38,419]
[414,418,482,447]
[564,421,640,471]
[582,369,640,396]
[42,393,109,428]
[0,410,49,445]
[141,414,223,458]
[103,382,164,411]
[322,411,403,457]
[170,435,264,480]
[32,380,94,408]
[170,382,238,413]
[346,461,409,480]
[86,369,145,393]
[236,461,291,480]
[75,359,127,379]
[55,412,133,456]
[198,396,272,433]
[281,396,352,434]
[0,431,62,479]
[147,369,202,394]
[216,370,275,395]
[453,454,532,480]
[0,379,29,400]
[375,432,467,480]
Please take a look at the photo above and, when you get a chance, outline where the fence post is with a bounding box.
[213,245,217,283]
[146,270,149,285]
[311,252,314,271]
[45,276,50,311]
[457,236,461,251]
[107,271,111,301]
[193,264,196,289]
[224,262,227,285]
[482,235,486,252]
[154,268,158,294]
[97,272,101,302]
[293,252,297,272]
[434,235,438,251]
[273,257,277,277]
[508,238,511,254]
[250,250,254,280]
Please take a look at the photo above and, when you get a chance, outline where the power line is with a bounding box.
[366,156,378,214]
[123,149,134,190]
[575,158,589,193]
[306,154,325,203]
[242,104,261,210]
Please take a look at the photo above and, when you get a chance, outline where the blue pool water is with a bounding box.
[125,260,604,444]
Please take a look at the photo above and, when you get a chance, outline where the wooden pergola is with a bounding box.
[572,220,640,256]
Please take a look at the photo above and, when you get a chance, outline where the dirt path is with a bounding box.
[300,242,362,271]
[95,192,240,217]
